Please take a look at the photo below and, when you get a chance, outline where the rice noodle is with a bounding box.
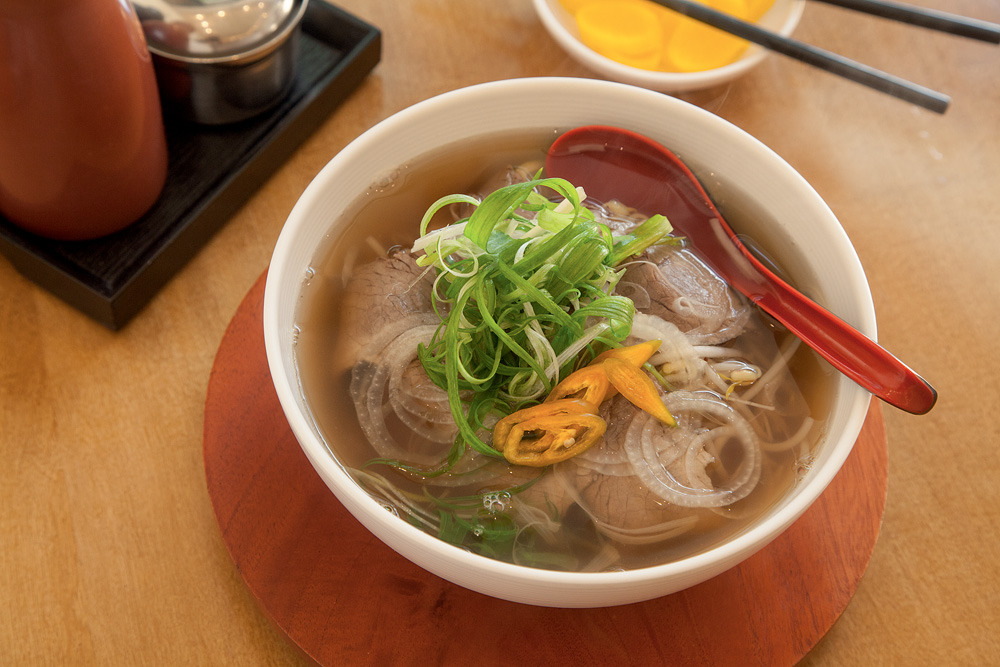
[591,515,699,546]
[631,313,709,388]
[509,502,563,557]
[760,416,816,453]
[739,335,801,402]
[353,468,440,530]
[577,543,623,573]
[571,456,635,476]
[552,466,699,545]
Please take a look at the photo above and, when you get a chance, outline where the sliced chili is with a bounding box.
[591,338,662,368]
[602,357,677,427]
[492,398,605,466]
[498,411,606,466]
[545,365,612,406]
[490,339,676,467]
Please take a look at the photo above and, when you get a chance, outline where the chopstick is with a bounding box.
[813,0,1000,44]
[649,0,955,113]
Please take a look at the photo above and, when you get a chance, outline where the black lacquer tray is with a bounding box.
[0,2,381,330]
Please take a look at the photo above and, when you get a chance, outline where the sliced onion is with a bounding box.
[638,417,683,469]
[684,426,737,489]
[351,332,451,466]
[354,313,440,363]
[630,313,709,388]
[382,325,458,444]
[351,361,432,463]
[760,416,816,454]
[624,391,761,508]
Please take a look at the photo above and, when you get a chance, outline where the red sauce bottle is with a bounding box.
[0,0,168,240]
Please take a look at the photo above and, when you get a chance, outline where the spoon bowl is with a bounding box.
[546,125,936,414]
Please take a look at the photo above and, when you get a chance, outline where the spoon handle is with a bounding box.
[712,225,938,415]
[651,154,939,415]
[546,126,938,415]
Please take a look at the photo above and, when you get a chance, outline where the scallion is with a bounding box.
[412,176,673,459]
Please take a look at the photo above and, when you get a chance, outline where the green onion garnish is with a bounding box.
[413,176,672,459]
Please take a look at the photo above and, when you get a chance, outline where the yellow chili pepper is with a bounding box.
[546,339,663,406]
[491,340,676,466]
[492,399,606,466]
[545,364,613,406]
[602,357,677,427]
[591,338,661,368]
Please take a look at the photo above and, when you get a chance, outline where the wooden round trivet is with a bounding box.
[204,271,888,667]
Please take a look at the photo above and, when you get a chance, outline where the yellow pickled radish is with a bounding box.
[647,5,683,71]
[651,5,682,43]
[559,0,597,14]
[606,48,662,71]
[665,0,754,72]
[746,0,775,20]
[575,0,664,69]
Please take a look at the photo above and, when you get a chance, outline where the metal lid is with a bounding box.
[134,0,307,64]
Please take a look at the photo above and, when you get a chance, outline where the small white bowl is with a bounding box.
[263,77,873,608]
[533,0,805,92]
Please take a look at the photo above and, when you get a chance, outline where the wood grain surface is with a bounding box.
[2,1,998,664]
[203,271,888,667]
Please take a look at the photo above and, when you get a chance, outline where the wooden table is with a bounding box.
[2,1,998,663]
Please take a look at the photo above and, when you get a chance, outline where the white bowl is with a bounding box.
[263,77,874,608]
[533,0,805,92]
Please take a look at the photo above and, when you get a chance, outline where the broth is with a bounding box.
[294,129,832,572]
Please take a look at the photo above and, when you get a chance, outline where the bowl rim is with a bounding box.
[531,0,806,91]
[264,76,873,604]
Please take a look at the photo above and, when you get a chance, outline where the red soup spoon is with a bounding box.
[546,125,937,415]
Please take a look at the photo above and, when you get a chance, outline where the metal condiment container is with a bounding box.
[133,0,309,125]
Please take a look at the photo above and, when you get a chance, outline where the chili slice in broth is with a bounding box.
[492,341,676,466]
[492,399,605,466]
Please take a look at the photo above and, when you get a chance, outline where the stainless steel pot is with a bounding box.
[133,0,308,124]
